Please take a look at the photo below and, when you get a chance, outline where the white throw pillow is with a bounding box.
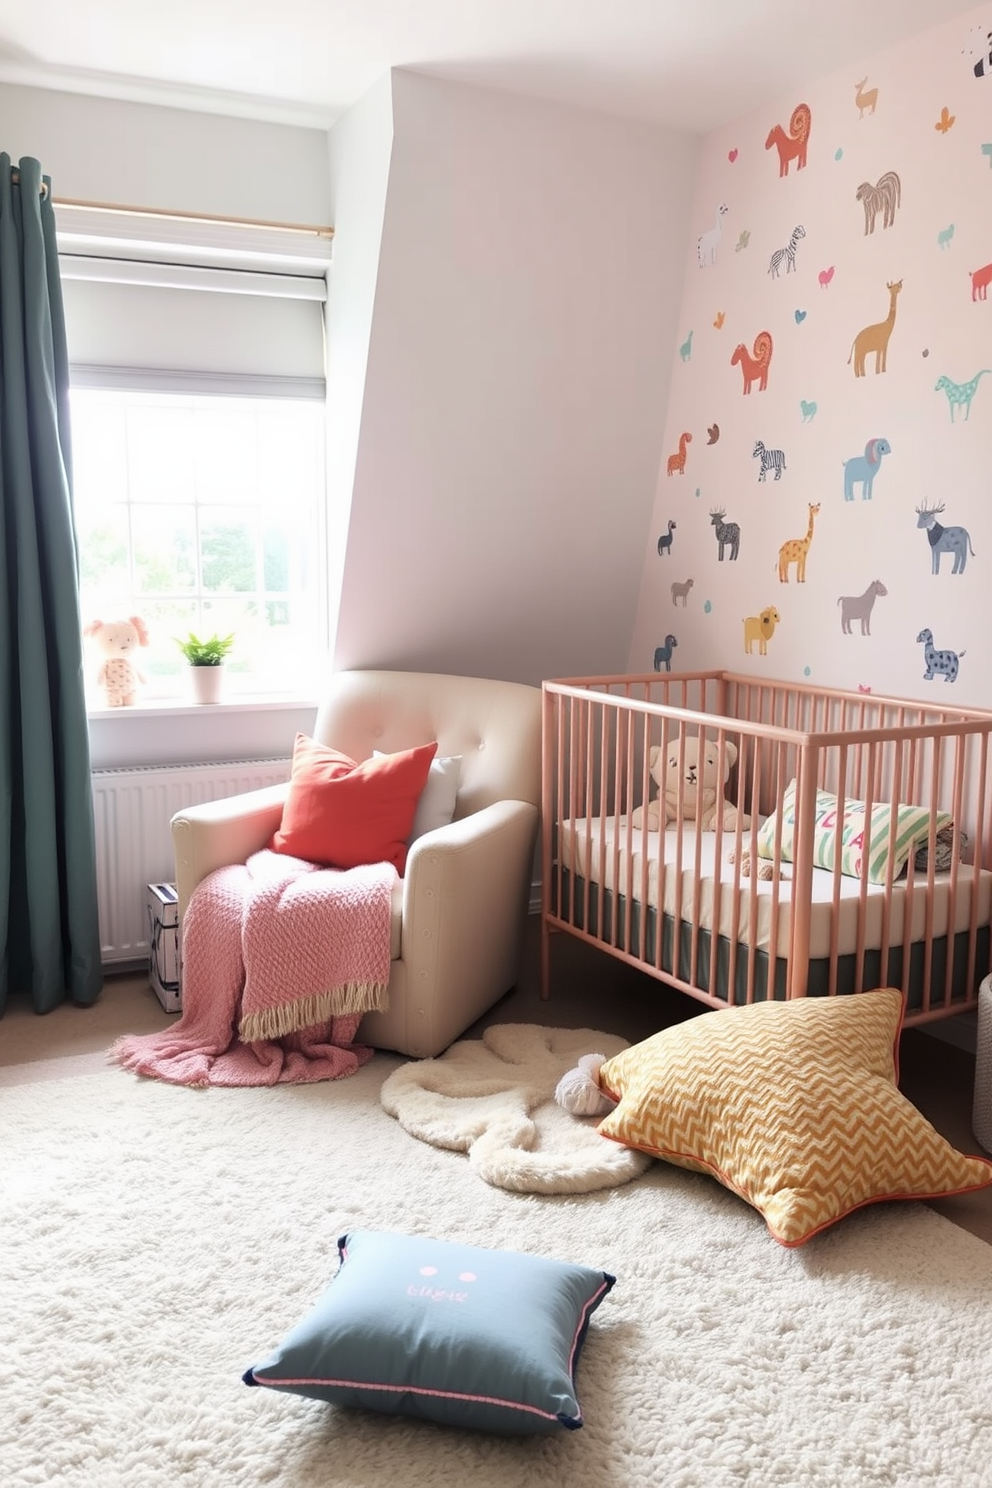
[375,751,462,843]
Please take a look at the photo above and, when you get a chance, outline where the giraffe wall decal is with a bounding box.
[778,502,821,582]
[848,278,903,376]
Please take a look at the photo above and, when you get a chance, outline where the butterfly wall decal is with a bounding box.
[935,107,955,134]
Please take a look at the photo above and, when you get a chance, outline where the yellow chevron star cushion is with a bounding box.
[597,989,992,1247]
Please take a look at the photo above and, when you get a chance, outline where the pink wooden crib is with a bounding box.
[541,672,992,1027]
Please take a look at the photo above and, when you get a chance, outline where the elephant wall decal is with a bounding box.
[842,437,892,501]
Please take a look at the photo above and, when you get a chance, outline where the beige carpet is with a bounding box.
[4,1052,992,1487]
[380,1023,652,1193]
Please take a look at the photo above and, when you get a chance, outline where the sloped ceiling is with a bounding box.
[0,0,984,131]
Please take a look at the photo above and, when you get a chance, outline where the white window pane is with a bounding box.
[127,405,196,504]
[193,403,259,505]
[71,386,325,700]
[77,505,130,600]
[200,509,259,593]
[72,397,128,510]
[131,506,198,594]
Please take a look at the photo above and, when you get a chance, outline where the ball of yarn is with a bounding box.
[554,1053,614,1116]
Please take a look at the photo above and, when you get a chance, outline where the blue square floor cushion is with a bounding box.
[243,1229,615,1435]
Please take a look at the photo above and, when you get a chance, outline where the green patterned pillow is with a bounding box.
[756,779,952,885]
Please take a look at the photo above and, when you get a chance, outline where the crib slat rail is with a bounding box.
[541,672,992,1028]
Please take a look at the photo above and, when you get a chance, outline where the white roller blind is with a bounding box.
[62,278,326,396]
[57,204,330,397]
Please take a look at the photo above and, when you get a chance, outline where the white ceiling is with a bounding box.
[0,0,984,134]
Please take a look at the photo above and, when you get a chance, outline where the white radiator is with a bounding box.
[91,758,292,966]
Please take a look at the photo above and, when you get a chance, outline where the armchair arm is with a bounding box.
[171,782,289,922]
[363,798,539,1057]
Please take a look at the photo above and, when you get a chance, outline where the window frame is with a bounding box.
[58,204,334,710]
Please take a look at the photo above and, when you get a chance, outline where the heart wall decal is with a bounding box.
[728,148,739,162]
[795,309,807,323]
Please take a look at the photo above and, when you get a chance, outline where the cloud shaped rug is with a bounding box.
[379,1023,653,1194]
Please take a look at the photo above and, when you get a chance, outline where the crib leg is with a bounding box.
[540,919,553,1001]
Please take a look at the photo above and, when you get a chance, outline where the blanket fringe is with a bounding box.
[239,982,388,1044]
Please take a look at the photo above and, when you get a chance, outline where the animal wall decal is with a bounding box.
[848,279,902,377]
[743,607,781,655]
[837,580,888,635]
[657,520,676,556]
[937,224,955,250]
[800,399,818,422]
[934,369,991,421]
[917,628,965,683]
[854,78,878,116]
[667,432,692,476]
[768,225,806,278]
[671,578,694,607]
[778,503,820,582]
[752,439,786,481]
[818,266,835,287]
[963,26,992,78]
[706,423,720,444]
[765,104,811,177]
[971,262,992,300]
[842,438,892,500]
[654,635,678,673]
[735,231,751,252]
[915,502,975,573]
[679,330,694,362]
[710,508,740,561]
[731,330,773,393]
[697,203,729,267]
[855,171,901,235]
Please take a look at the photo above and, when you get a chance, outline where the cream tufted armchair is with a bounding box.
[170,670,542,1058]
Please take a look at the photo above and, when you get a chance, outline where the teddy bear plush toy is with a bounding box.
[84,617,150,707]
[630,735,750,832]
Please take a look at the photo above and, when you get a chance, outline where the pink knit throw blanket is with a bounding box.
[111,849,395,1088]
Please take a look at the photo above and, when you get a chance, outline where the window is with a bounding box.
[72,387,326,700]
[58,204,332,703]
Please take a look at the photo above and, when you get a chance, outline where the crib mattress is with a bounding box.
[557,816,992,961]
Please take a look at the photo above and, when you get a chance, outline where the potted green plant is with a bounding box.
[175,631,235,704]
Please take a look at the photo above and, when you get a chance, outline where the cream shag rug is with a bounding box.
[4,1055,992,1488]
[380,1023,652,1193]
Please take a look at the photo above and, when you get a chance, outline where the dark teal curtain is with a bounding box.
[0,154,102,1013]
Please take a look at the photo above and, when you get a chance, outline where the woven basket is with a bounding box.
[974,975,992,1154]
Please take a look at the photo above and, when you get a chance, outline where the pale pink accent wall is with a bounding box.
[628,4,992,707]
[331,69,698,686]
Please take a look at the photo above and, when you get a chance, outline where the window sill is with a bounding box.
[87,695,319,771]
[86,694,319,721]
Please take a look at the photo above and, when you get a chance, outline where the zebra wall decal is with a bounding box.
[753,439,787,481]
[767,224,806,278]
[963,26,992,78]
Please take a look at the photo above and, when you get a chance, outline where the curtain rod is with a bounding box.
[8,174,331,237]
[55,196,333,239]
[9,169,49,198]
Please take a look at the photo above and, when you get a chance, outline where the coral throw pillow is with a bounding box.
[271,734,437,873]
[598,988,992,1247]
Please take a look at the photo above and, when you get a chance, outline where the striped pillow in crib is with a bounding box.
[756,779,952,885]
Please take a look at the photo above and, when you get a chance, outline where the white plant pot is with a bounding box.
[190,665,224,704]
